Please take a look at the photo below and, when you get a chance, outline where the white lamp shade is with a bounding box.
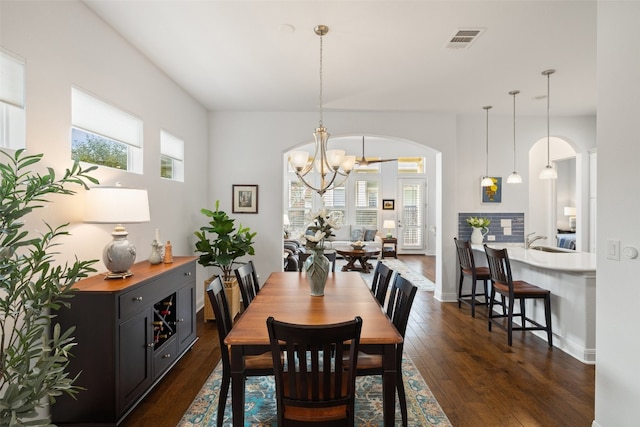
[340,155,356,172]
[481,176,494,187]
[289,151,310,169]
[539,165,558,180]
[84,187,150,223]
[564,207,576,216]
[283,214,290,226]
[506,172,522,184]
[325,149,345,168]
[383,220,396,229]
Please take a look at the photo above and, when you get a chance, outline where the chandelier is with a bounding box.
[289,25,355,196]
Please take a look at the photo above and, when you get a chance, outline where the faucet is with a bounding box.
[525,232,547,249]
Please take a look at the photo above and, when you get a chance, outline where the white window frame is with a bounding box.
[354,178,380,228]
[160,130,184,182]
[0,50,26,150]
[71,87,143,173]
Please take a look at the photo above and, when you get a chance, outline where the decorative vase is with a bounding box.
[303,246,330,296]
[148,240,163,264]
[470,227,488,245]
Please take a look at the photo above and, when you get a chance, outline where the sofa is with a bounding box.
[324,224,383,250]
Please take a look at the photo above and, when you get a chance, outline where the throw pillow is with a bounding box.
[351,228,364,242]
[364,229,377,241]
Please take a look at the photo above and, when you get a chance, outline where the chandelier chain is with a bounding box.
[319,29,324,127]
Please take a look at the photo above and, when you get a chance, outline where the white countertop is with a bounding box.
[471,243,596,273]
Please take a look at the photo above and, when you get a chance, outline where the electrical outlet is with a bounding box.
[487,235,496,241]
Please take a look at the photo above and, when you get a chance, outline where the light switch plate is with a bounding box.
[607,239,620,261]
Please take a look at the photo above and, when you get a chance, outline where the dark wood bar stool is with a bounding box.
[454,238,491,317]
[484,245,553,347]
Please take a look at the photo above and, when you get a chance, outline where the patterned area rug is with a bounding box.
[355,258,435,291]
[179,354,451,426]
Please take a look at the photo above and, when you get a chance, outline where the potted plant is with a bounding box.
[0,149,98,426]
[194,200,256,318]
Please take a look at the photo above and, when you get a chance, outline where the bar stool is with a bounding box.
[454,238,490,317]
[484,245,553,347]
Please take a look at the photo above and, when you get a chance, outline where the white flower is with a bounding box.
[305,230,324,242]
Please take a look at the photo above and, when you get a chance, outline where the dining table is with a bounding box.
[224,271,403,426]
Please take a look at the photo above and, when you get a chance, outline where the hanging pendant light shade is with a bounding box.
[507,90,522,184]
[289,25,355,195]
[481,105,494,187]
[539,69,558,180]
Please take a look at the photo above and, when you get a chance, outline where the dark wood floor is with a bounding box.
[121,255,595,427]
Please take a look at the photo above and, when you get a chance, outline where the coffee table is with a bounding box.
[335,246,381,273]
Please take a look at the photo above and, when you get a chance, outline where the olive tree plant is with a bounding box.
[0,149,98,426]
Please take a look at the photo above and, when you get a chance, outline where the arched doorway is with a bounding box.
[528,136,581,249]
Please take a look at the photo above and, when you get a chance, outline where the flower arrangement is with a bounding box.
[302,208,340,250]
[466,216,491,229]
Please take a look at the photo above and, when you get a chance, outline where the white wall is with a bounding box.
[1,1,210,303]
[594,2,640,426]
[209,111,461,301]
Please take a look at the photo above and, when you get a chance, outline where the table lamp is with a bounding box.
[564,206,576,230]
[283,214,290,238]
[84,186,150,279]
[383,220,396,238]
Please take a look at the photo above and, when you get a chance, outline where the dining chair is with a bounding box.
[234,260,260,311]
[484,245,553,347]
[266,315,363,427]
[454,237,491,317]
[354,274,417,427]
[370,261,393,306]
[206,276,273,427]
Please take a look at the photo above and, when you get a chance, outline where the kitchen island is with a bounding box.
[472,244,596,364]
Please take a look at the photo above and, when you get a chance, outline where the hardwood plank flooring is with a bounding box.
[121,255,594,427]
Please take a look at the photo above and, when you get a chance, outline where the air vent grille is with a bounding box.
[446,28,485,49]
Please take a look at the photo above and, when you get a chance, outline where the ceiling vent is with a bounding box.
[446,28,485,49]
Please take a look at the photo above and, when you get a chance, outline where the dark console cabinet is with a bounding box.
[51,257,197,426]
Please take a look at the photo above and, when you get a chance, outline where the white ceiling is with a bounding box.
[82,0,597,117]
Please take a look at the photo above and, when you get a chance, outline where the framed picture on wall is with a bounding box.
[382,199,395,210]
[481,177,502,203]
[232,185,258,213]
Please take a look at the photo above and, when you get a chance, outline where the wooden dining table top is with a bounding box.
[224,271,403,346]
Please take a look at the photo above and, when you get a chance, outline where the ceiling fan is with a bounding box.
[355,136,398,166]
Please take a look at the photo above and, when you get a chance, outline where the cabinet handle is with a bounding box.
[162,353,171,359]
[184,272,192,276]
[147,342,155,348]
[133,296,143,302]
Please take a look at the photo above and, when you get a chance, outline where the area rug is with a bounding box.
[376,258,435,291]
[179,354,451,426]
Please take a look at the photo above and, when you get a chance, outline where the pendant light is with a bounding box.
[506,90,522,184]
[289,25,356,195]
[481,106,494,187]
[539,69,558,180]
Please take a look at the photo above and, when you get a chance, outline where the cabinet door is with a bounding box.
[118,308,153,414]
[176,282,196,354]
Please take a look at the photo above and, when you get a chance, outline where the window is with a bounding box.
[322,184,346,227]
[0,50,26,150]
[354,179,379,227]
[398,157,425,174]
[287,180,313,238]
[71,88,143,173]
[160,130,184,181]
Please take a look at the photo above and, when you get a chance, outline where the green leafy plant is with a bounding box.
[466,216,491,229]
[0,149,99,426]
[194,200,256,283]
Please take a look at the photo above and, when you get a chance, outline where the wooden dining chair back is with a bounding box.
[370,261,393,306]
[454,237,491,317]
[266,316,363,427]
[354,274,417,427]
[234,260,260,311]
[206,276,273,427]
[484,245,553,347]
